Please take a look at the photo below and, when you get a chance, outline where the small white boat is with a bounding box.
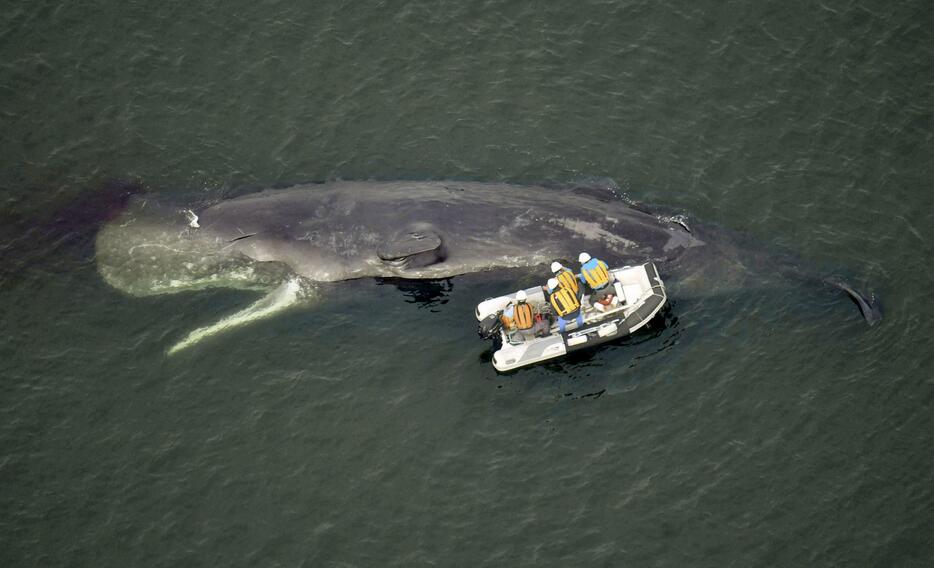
[476,262,667,372]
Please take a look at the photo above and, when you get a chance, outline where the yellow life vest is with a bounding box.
[514,302,534,330]
[582,260,609,289]
[556,269,580,296]
[549,287,581,317]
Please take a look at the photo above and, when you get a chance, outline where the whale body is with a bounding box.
[94,180,880,352]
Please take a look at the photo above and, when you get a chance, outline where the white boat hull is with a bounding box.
[476,262,667,372]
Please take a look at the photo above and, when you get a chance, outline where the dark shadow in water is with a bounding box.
[477,343,496,364]
[0,179,145,290]
[374,277,454,312]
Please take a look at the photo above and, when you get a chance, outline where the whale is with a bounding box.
[94,180,881,353]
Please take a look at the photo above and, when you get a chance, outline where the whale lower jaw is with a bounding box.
[167,278,310,355]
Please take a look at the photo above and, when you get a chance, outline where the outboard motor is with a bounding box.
[477,313,503,340]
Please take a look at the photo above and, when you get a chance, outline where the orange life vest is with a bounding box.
[549,286,581,317]
[514,302,534,330]
[499,313,513,329]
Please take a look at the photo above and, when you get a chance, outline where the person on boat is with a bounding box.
[501,290,535,334]
[512,290,535,335]
[578,252,614,303]
[499,302,515,330]
[546,277,583,333]
[551,261,581,299]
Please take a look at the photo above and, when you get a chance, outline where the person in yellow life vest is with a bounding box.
[550,261,581,299]
[578,252,614,303]
[546,277,584,333]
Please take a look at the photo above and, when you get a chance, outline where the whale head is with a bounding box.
[95,199,291,297]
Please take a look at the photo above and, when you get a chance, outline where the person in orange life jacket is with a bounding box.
[578,252,614,303]
[501,290,535,333]
[550,261,581,300]
[546,277,583,333]
[502,290,535,331]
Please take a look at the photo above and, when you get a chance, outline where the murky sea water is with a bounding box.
[2,0,933,566]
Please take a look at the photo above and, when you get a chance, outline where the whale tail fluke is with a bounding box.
[735,244,884,328]
[167,278,313,355]
[824,277,883,326]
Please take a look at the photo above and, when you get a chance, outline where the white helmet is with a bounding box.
[578,252,591,264]
[550,261,563,273]
[515,290,527,302]
[547,278,559,291]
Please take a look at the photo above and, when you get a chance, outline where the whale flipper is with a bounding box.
[167,278,311,355]
[377,230,444,268]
